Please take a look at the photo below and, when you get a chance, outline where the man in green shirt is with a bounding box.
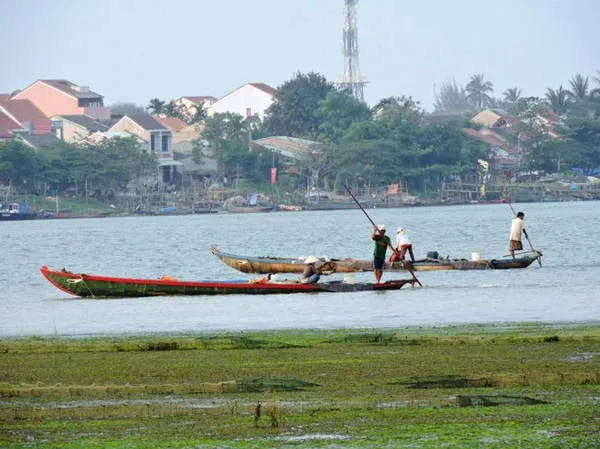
[371,224,391,283]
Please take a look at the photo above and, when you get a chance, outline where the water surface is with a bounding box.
[2,201,599,337]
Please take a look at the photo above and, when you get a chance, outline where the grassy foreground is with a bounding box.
[1,323,600,448]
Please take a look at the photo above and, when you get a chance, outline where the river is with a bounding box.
[1,200,599,337]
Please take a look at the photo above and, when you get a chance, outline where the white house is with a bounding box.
[211,83,276,120]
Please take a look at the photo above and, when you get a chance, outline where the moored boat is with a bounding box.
[211,247,541,274]
[40,265,415,298]
[0,202,38,221]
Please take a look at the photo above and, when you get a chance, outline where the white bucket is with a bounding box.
[471,252,481,262]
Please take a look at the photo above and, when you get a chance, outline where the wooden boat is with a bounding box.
[40,265,415,299]
[211,247,541,274]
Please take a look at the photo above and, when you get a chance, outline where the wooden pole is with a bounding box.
[505,197,542,267]
[344,185,422,286]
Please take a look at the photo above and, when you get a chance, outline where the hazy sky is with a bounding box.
[1,0,599,111]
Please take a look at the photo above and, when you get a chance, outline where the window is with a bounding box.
[150,134,156,151]
[161,134,170,152]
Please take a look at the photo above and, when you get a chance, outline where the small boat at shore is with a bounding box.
[0,202,38,221]
[211,247,541,274]
[40,265,415,298]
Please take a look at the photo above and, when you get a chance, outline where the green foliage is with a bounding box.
[465,73,494,110]
[314,89,371,142]
[0,140,44,192]
[263,71,335,137]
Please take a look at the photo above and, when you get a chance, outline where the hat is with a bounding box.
[396,228,404,234]
[304,256,319,264]
[377,224,386,231]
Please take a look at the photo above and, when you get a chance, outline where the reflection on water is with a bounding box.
[1,201,600,337]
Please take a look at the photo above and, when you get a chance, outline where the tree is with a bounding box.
[502,87,522,103]
[0,140,44,193]
[433,81,471,112]
[545,86,571,116]
[372,95,424,123]
[262,72,335,137]
[568,74,590,103]
[465,74,494,110]
[314,89,371,143]
[200,112,266,183]
[109,102,147,115]
[146,98,165,115]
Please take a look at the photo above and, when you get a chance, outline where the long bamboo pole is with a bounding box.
[344,185,422,286]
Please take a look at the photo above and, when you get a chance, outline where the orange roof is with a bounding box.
[154,116,188,132]
[0,97,48,122]
[182,96,217,104]
[0,111,25,133]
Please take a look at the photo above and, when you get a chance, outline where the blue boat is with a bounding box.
[0,202,38,221]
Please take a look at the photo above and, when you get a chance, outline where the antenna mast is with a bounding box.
[337,0,367,102]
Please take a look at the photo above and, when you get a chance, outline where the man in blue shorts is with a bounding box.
[371,224,391,283]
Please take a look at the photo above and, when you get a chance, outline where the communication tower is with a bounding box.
[337,0,367,102]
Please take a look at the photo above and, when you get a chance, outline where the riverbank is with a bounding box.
[2,322,599,448]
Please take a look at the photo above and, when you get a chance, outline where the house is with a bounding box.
[154,116,202,146]
[462,128,520,173]
[12,79,110,120]
[211,83,276,120]
[51,115,109,143]
[109,114,182,185]
[0,94,51,135]
[18,133,61,150]
[471,109,518,129]
[0,110,27,137]
[174,96,217,119]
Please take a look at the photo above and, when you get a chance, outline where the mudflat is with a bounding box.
[2,323,600,448]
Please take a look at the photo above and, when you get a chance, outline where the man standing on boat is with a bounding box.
[372,225,391,283]
[509,212,528,259]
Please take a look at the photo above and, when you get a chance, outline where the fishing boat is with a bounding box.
[0,202,38,221]
[211,247,541,274]
[40,265,415,299]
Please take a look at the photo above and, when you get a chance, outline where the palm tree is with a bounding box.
[502,87,522,103]
[146,98,165,115]
[545,86,570,115]
[465,74,494,110]
[567,74,590,103]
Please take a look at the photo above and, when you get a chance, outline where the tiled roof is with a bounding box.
[182,96,217,104]
[0,111,25,132]
[20,133,60,149]
[0,97,49,122]
[154,116,188,132]
[248,83,276,96]
[462,128,516,152]
[253,136,320,159]
[57,115,109,132]
[39,79,103,99]
[219,82,277,100]
[126,114,168,130]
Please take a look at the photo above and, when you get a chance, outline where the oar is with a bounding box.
[505,197,542,267]
[344,185,422,286]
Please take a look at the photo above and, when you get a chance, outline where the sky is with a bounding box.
[1,0,599,112]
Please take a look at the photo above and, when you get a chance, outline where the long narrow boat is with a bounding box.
[40,265,415,299]
[211,247,541,274]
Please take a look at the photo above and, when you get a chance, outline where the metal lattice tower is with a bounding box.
[337,0,367,102]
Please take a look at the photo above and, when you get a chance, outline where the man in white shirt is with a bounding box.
[509,212,527,259]
[394,228,415,262]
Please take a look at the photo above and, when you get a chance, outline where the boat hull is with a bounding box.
[211,247,540,274]
[40,265,414,298]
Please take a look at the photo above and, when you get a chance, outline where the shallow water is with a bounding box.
[2,201,599,337]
